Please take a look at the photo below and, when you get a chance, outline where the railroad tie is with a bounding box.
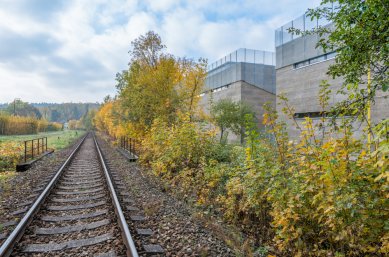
[1,134,139,257]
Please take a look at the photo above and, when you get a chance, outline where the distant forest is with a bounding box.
[0,100,100,123]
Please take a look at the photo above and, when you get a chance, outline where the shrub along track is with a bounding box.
[0,133,145,257]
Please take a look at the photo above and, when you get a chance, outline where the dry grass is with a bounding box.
[142,200,163,216]
[0,171,15,190]
[192,211,256,257]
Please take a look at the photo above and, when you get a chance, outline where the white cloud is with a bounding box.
[144,0,181,12]
[0,0,324,103]
[0,8,45,36]
[160,7,205,57]
[0,64,61,102]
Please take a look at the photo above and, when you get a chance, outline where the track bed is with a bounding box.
[0,134,138,257]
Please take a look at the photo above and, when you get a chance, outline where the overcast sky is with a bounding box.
[0,0,321,103]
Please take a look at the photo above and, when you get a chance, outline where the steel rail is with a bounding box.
[0,133,88,257]
[93,133,139,257]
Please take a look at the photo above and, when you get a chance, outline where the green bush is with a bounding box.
[205,142,235,163]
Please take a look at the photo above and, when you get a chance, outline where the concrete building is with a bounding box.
[275,13,389,139]
[200,48,276,143]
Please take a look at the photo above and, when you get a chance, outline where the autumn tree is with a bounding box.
[210,99,255,143]
[94,100,115,135]
[130,31,166,68]
[176,58,207,121]
[118,55,180,128]
[4,100,41,118]
[80,109,96,130]
[116,31,206,134]
[299,0,389,139]
[308,0,388,91]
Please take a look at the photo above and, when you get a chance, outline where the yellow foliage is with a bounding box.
[0,141,23,171]
[93,32,389,256]
[265,115,388,256]
[0,114,39,135]
[0,114,62,135]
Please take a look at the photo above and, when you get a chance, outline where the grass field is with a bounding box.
[0,130,86,172]
[0,130,86,150]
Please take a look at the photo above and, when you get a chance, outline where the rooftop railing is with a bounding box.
[207,48,275,72]
[275,3,338,47]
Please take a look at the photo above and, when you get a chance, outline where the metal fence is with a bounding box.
[275,2,338,47]
[23,137,48,162]
[120,136,138,156]
[207,48,275,71]
[205,48,276,93]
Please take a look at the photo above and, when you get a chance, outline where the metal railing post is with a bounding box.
[21,137,49,163]
[32,140,34,159]
[24,141,27,163]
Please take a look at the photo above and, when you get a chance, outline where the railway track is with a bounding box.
[0,133,139,257]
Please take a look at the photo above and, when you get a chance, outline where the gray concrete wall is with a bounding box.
[243,63,276,94]
[275,18,388,139]
[276,24,334,69]
[241,81,276,124]
[277,60,339,138]
[372,89,389,125]
[276,33,324,69]
[200,82,242,113]
[276,59,389,139]
[199,82,242,143]
[200,80,276,143]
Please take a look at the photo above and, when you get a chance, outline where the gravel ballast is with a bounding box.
[0,135,85,242]
[97,136,235,257]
